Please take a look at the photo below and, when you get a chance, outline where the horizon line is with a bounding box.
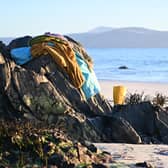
[1,26,168,37]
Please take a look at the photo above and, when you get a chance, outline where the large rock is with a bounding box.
[24,54,113,117]
[0,49,101,142]
[0,37,168,145]
[113,102,168,144]
[0,39,141,144]
[89,116,141,144]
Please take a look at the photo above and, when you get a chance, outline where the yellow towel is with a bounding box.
[31,42,84,88]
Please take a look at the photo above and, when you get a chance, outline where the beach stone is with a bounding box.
[118,65,128,69]
[112,102,156,134]
[88,115,141,144]
[102,116,142,143]
[135,161,154,168]
[112,102,168,144]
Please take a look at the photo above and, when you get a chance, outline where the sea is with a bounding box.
[86,48,168,83]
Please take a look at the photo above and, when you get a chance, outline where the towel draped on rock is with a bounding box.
[10,47,32,65]
[29,35,67,46]
[64,35,93,70]
[10,34,101,99]
[30,36,84,88]
[75,51,101,99]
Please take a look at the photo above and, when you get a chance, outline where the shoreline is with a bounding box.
[95,143,168,167]
[98,78,168,84]
[97,79,168,167]
[99,80,168,100]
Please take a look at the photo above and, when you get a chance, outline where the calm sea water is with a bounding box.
[86,48,168,83]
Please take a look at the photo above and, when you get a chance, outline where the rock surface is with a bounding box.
[112,102,168,144]
[0,120,113,167]
[0,36,168,166]
[0,37,141,144]
[95,143,168,168]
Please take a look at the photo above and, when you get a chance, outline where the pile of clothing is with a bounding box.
[10,33,100,99]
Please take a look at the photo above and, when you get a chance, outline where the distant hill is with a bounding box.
[88,26,114,33]
[69,27,168,48]
[2,27,168,48]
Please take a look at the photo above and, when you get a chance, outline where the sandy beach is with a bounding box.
[99,80,168,101]
[97,80,168,167]
[95,143,168,167]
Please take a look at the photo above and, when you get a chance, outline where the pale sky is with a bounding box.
[1,0,168,37]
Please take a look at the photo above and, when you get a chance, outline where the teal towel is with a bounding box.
[75,51,101,99]
[11,47,32,65]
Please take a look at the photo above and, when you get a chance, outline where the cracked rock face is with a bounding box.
[0,38,168,145]
[0,40,109,142]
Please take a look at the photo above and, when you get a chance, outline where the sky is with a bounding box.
[1,0,168,37]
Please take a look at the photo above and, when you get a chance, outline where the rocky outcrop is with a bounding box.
[0,120,113,167]
[113,102,168,144]
[0,39,141,144]
[0,36,168,167]
[0,36,168,146]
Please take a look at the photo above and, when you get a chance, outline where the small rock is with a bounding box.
[118,65,128,69]
[135,161,154,168]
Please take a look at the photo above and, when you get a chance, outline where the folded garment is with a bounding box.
[65,35,93,69]
[29,35,67,46]
[31,41,84,88]
[75,51,101,99]
[10,47,32,65]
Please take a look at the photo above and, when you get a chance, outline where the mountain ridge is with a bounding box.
[69,26,168,48]
[1,27,168,47]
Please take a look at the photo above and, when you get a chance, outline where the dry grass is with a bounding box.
[125,92,150,105]
[152,93,168,107]
[125,92,168,107]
